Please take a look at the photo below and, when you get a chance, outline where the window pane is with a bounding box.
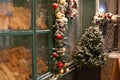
[37,34,49,75]
[0,0,32,31]
[67,18,80,61]
[36,0,49,29]
[0,0,48,31]
[0,35,46,80]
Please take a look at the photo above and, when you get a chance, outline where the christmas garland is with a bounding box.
[50,0,77,79]
[93,12,118,26]
[93,12,119,38]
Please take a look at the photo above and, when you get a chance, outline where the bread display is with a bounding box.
[0,2,48,31]
[0,46,48,80]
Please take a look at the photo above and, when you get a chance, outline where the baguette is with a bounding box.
[0,70,5,80]
[0,63,15,80]
[0,70,9,80]
[5,62,15,72]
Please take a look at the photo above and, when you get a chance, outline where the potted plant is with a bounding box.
[73,26,106,80]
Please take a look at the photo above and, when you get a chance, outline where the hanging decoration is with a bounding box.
[50,0,77,79]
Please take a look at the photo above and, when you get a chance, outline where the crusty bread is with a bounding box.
[0,46,48,80]
[0,63,15,80]
[0,2,48,31]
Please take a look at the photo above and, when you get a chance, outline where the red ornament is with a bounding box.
[52,52,58,57]
[71,12,77,17]
[55,33,62,40]
[108,16,112,19]
[52,3,58,9]
[57,62,64,69]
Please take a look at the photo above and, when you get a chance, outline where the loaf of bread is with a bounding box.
[0,63,15,80]
[0,46,48,80]
[0,70,7,80]
[0,2,48,31]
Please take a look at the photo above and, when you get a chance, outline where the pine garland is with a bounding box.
[50,0,78,77]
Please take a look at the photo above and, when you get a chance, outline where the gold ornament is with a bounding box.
[62,47,66,52]
[59,0,66,5]
[64,63,68,66]
[55,12,63,19]
[62,53,65,56]
[66,68,69,72]
[59,69,64,74]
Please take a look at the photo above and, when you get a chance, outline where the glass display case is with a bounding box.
[0,0,52,80]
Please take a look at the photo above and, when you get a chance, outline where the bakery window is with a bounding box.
[0,0,52,80]
[0,35,48,80]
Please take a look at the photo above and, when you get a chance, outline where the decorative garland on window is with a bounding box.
[93,12,119,37]
[50,0,77,79]
[93,12,118,26]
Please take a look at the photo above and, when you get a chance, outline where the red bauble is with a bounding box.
[108,16,112,19]
[55,34,62,40]
[71,12,77,17]
[52,52,58,57]
[52,3,58,9]
[57,62,64,69]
